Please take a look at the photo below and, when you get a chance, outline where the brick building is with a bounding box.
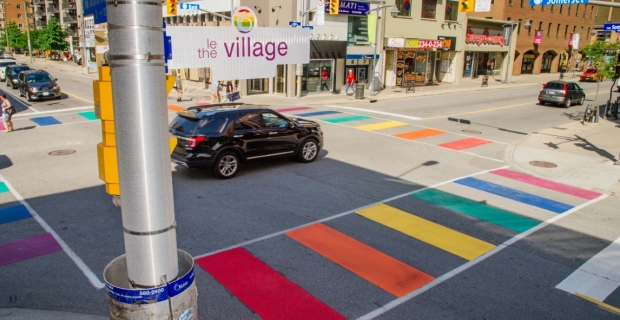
[469,1,595,75]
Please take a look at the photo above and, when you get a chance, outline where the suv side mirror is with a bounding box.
[288,121,295,128]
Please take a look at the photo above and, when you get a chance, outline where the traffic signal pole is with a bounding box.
[101,0,197,318]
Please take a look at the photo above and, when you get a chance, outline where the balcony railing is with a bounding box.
[62,14,74,22]
[46,6,59,12]
[62,3,75,10]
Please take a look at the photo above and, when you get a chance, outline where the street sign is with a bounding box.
[604,23,620,32]
[302,26,314,30]
[179,3,200,10]
[529,0,587,6]
[83,0,107,24]
[289,21,301,27]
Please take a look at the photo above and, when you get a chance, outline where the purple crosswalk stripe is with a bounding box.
[0,233,62,267]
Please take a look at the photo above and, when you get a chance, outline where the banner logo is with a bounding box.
[233,7,256,34]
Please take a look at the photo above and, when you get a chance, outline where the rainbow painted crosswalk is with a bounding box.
[194,168,605,318]
[4,111,98,131]
[275,106,500,160]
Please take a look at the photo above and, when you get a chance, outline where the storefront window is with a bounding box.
[247,78,269,95]
[274,65,286,94]
[302,60,334,93]
[347,16,369,46]
[421,0,437,19]
[445,0,458,20]
[395,0,412,16]
[395,51,427,86]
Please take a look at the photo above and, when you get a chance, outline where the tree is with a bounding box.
[0,21,24,50]
[38,17,68,52]
[581,41,620,113]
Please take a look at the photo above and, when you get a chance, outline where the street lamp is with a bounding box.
[368,4,398,96]
[502,22,519,84]
[524,20,531,33]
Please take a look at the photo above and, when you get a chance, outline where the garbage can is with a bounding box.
[355,84,364,99]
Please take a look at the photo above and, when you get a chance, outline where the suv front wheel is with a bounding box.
[213,151,239,179]
[297,139,319,163]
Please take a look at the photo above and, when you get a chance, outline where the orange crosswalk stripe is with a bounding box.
[394,128,446,140]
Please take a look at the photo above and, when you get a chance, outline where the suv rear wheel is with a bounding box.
[213,151,239,179]
[297,139,319,163]
[564,98,572,108]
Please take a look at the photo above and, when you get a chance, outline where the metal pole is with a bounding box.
[2,0,9,52]
[22,0,32,62]
[369,8,380,96]
[75,0,89,74]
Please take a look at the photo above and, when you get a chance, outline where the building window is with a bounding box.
[591,6,594,18]
[587,27,590,39]
[548,23,552,37]
[421,0,437,19]
[568,5,571,15]
[16,4,21,9]
[564,25,568,38]
[507,17,511,21]
[518,19,522,34]
[18,23,23,28]
[528,21,533,35]
[573,26,576,33]
[541,5,544,11]
[583,5,587,17]
[395,0,411,16]
[560,4,563,13]
[17,14,22,18]
[520,0,524,7]
[445,0,458,21]
[556,24,560,38]
[347,16,369,46]
[509,0,513,6]
[538,21,542,33]
[531,5,534,10]
[551,5,554,12]
[576,4,579,16]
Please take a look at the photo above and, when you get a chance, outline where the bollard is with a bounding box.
[355,84,364,99]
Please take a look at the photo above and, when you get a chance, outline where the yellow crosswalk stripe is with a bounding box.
[356,204,495,261]
[355,121,408,131]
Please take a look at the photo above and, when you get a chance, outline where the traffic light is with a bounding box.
[329,0,339,14]
[166,0,177,16]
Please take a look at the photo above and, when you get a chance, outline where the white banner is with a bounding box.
[572,33,580,50]
[166,7,310,80]
[317,0,325,26]
[475,0,491,12]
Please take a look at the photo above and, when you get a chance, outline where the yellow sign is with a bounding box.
[459,0,474,12]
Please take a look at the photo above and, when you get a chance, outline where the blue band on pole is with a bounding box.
[105,265,195,304]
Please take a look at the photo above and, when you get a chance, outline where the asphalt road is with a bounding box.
[1,70,619,319]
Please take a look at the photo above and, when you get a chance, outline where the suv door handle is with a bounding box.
[269,132,277,135]
[233,134,243,138]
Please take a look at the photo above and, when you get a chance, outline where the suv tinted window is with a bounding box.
[261,112,289,128]
[26,73,54,83]
[235,112,265,130]
[10,66,29,75]
[170,116,227,135]
[544,82,564,90]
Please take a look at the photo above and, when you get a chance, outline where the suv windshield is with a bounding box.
[544,82,564,90]
[11,67,29,76]
[170,116,228,135]
[26,73,54,83]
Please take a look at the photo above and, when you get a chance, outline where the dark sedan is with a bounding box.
[169,106,323,179]
[5,65,30,89]
[538,81,585,108]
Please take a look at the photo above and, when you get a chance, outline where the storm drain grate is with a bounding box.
[462,130,482,134]
[49,150,76,156]
[529,160,557,168]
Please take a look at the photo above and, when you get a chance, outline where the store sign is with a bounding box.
[405,39,443,49]
[603,23,620,32]
[167,7,310,80]
[323,0,370,16]
[529,0,587,5]
[387,38,405,48]
[437,36,456,51]
[465,28,504,46]
[534,30,543,44]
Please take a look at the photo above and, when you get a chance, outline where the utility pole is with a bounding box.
[75,0,88,74]
[101,0,197,318]
[22,0,32,62]
[2,0,9,52]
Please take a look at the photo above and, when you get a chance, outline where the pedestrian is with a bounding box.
[223,80,234,102]
[1,94,15,132]
[320,67,329,91]
[343,69,356,96]
[176,73,184,102]
[211,80,221,104]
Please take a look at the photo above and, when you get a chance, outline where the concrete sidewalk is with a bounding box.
[0,308,107,319]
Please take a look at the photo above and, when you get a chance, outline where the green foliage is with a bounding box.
[37,17,68,52]
[0,21,24,49]
[580,41,620,82]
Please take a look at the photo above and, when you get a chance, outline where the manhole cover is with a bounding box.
[462,130,482,134]
[48,150,76,156]
[529,161,557,168]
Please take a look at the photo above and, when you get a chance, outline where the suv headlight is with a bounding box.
[30,87,39,92]
[51,85,59,91]
[11,79,17,83]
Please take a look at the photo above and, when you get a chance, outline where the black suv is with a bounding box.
[17,70,61,101]
[5,65,30,89]
[169,106,324,179]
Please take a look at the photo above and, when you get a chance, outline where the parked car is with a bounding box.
[5,65,30,89]
[0,52,15,59]
[169,106,323,179]
[17,70,62,101]
[0,59,17,81]
[538,81,585,108]
[579,67,602,82]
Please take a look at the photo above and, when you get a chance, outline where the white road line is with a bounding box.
[325,105,422,120]
[357,193,609,320]
[556,236,620,301]
[0,173,105,289]
[12,106,93,118]
[193,165,509,260]
[2,87,39,112]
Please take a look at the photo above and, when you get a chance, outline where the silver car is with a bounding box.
[538,81,585,108]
